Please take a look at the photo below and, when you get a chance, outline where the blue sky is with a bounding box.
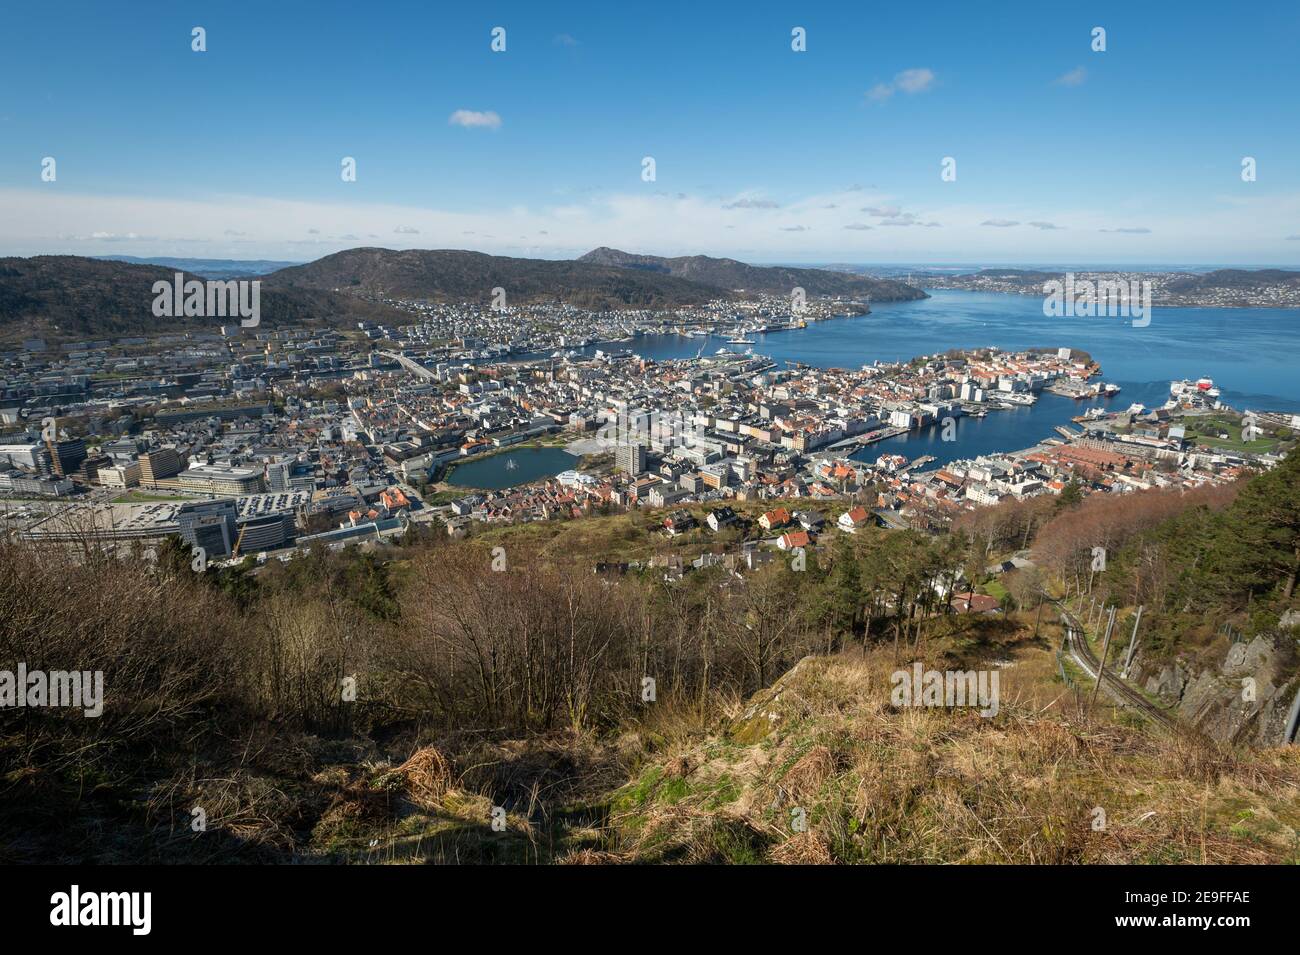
[2,0,1299,264]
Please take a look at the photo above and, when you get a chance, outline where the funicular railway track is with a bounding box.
[1056,601,1181,733]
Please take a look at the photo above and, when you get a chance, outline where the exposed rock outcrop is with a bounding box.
[1135,635,1299,745]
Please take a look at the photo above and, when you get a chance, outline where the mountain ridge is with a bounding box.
[0,247,931,342]
[259,247,729,309]
[577,247,928,300]
[0,255,407,342]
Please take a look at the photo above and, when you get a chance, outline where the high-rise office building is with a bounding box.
[265,456,294,492]
[176,499,238,559]
[615,442,647,476]
[139,447,182,484]
[47,437,86,477]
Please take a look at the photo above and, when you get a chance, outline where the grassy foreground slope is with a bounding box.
[606,646,1300,864]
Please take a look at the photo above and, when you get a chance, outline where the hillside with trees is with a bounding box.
[262,247,729,309]
[2,454,1298,863]
[577,247,928,300]
[0,256,410,343]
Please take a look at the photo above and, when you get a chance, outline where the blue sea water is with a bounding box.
[576,290,1299,410]
[564,291,1294,470]
[540,289,1299,472]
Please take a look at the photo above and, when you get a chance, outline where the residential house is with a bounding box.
[706,506,739,532]
[778,529,811,551]
[838,505,870,533]
[758,506,792,531]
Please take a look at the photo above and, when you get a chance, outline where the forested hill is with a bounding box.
[0,255,408,342]
[578,247,928,300]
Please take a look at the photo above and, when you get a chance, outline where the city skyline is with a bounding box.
[3,0,1300,264]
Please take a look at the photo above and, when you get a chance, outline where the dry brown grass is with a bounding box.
[393,746,452,811]
[608,643,1300,865]
[556,848,625,865]
[769,831,834,865]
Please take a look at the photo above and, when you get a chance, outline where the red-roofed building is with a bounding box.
[838,506,871,533]
[778,529,811,551]
[951,592,1001,614]
[759,506,793,530]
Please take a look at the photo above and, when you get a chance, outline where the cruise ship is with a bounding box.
[1001,392,1038,406]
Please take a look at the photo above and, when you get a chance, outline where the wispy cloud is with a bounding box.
[1054,66,1088,87]
[867,68,936,102]
[12,186,1297,263]
[87,231,149,241]
[449,109,502,129]
[981,219,1019,227]
[553,33,578,47]
[1028,221,1064,230]
[869,209,940,227]
[723,197,780,209]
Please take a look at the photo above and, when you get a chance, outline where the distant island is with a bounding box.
[911,267,1300,308]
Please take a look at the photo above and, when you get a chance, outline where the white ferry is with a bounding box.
[1002,392,1038,406]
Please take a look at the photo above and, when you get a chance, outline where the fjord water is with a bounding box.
[600,290,1300,411]
[511,289,1300,479]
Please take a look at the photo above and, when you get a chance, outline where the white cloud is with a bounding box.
[870,209,941,227]
[449,109,502,129]
[868,68,936,102]
[981,219,1019,227]
[5,187,1298,264]
[895,68,936,94]
[1054,66,1088,87]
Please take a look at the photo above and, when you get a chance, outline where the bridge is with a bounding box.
[378,350,437,380]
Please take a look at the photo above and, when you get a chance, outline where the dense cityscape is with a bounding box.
[2,293,1292,570]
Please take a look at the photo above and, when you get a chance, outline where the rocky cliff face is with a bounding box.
[1134,634,1299,746]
